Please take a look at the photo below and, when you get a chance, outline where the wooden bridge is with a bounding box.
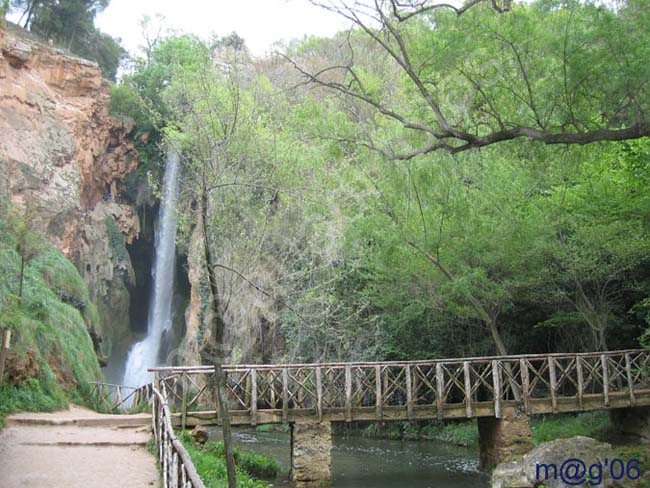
[96,349,650,487]
[148,349,650,427]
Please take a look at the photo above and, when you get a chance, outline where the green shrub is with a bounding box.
[255,423,289,433]
[342,420,480,446]
[106,216,128,263]
[429,421,479,447]
[0,378,67,427]
[203,441,281,480]
[531,412,611,445]
[0,212,102,423]
[178,430,279,487]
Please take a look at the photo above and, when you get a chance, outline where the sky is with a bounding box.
[94,0,352,58]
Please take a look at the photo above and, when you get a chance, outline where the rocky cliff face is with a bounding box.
[0,25,141,360]
[182,212,285,366]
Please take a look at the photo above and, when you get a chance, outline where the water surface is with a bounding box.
[213,427,488,488]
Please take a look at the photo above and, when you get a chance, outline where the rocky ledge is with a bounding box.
[0,23,139,257]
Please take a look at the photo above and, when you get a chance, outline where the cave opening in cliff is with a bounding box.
[127,222,154,335]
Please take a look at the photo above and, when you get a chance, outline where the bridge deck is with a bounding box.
[148,349,650,426]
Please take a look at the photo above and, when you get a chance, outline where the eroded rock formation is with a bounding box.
[0,24,141,359]
[181,211,285,367]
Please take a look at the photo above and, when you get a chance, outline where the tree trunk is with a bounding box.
[23,0,36,28]
[67,26,77,52]
[597,320,609,352]
[406,242,521,400]
[408,242,510,355]
[486,317,508,357]
[200,186,237,488]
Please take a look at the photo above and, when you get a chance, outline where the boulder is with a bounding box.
[492,436,624,488]
[191,425,209,445]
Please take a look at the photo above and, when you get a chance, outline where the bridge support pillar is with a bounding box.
[478,412,532,470]
[610,407,650,444]
[290,421,332,487]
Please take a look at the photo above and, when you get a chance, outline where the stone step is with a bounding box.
[2,424,152,449]
[5,415,151,428]
[19,440,149,447]
[4,406,151,429]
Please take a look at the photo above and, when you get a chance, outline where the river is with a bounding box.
[211,427,488,487]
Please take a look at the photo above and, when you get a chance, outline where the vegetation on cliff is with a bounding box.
[5,0,125,80]
[0,206,102,425]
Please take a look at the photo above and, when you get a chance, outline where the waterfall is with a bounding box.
[122,147,180,387]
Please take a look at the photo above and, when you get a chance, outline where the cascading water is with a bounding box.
[122,147,180,387]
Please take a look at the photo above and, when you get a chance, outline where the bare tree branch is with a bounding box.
[293,0,650,158]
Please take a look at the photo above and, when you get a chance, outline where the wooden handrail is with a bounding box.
[152,385,205,488]
[0,327,11,383]
[88,382,152,414]
[148,348,647,372]
[89,381,139,389]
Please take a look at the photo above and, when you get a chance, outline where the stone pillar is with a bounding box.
[610,407,650,443]
[478,413,533,470]
[290,421,332,487]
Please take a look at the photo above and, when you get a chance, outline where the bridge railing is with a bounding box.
[150,349,650,423]
[88,381,153,414]
[152,383,206,488]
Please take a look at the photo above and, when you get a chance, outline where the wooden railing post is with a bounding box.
[576,356,584,410]
[625,353,636,406]
[492,360,502,418]
[244,371,252,408]
[463,361,472,418]
[375,365,382,419]
[270,372,277,409]
[406,365,414,419]
[519,358,530,414]
[152,391,158,443]
[171,451,179,488]
[117,386,124,414]
[251,369,258,425]
[316,367,323,421]
[163,427,169,487]
[435,363,445,419]
[282,368,289,423]
[601,355,609,406]
[345,364,352,422]
[548,357,558,413]
[181,373,188,430]
[0,328,11,383]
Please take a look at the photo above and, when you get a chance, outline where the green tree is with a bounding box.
[12,0,125,81]
[539,143,650,351]
[300,0,650,156]
[12,206,43,305]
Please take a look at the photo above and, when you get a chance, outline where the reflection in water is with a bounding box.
[211,428,488,488]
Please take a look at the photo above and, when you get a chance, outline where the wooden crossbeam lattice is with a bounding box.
[142,349,650,423]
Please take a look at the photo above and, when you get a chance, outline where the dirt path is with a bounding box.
[0,406,160,488]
